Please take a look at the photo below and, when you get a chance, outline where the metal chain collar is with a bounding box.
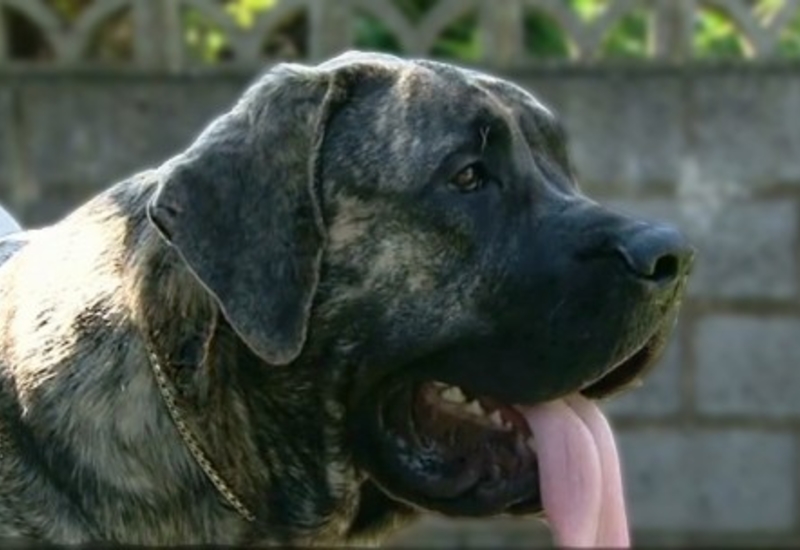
[0,347,256,526]
[145,344,256,523]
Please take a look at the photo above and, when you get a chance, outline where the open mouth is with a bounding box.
[358,326,668,520]
[391,379,541,511]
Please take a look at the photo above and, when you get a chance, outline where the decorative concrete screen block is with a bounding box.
[1,0,797,69]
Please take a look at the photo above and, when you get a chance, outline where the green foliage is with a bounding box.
[524,10,571,59]
[47,0,93,21]
[227,0,277,28]
[186,0,800,63]
[694,7,747,59]
[602,9,648,59]
[569,0,609,22]
[185,0,277,62]
[431,13,481,61]
[353,12,403,53]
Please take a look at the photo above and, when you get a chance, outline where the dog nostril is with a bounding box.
[613,225,693,286]
[650,254,680,283]
[616,245,679,283]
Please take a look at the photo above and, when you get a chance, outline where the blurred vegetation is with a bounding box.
[13,0,800,63]
[186,0,800,63]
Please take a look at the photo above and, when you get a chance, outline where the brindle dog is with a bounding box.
[0,51,693,545]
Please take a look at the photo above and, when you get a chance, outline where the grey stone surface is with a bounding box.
[20,183,91,227]
[696,316,800,417]
[617,428,796,531]
[389,516,549,548]
[603,327,682,418]
[608,199,798,300]
[0,88,14,203]
[4,69,800,545]
[19,79,246,192]
[689,73,800,190]
[526,71,800,195]
[523,73,683,195]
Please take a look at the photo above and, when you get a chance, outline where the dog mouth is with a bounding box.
[357,327,666,518]
[376,379,540,512]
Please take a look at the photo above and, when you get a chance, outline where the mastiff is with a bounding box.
[0,51,693,546]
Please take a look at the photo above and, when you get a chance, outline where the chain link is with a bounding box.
[146,345,256,523]
[0,347,256,527]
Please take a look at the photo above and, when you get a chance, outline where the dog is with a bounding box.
[0,51,693,545]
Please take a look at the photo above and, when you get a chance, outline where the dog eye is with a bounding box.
[449,163,486,193]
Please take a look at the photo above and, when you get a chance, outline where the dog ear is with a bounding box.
[147,63,344,365]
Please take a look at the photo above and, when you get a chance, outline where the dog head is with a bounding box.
[148,51,693,518]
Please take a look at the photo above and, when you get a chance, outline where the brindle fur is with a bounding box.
[0,51,690,545]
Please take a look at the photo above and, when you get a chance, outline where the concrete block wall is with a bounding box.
[1,66,799,547]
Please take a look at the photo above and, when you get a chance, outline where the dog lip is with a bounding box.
[578,321,669,400]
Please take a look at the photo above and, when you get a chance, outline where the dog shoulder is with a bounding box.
[0,172,164,375]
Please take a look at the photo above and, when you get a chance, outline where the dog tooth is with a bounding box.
[488,410,504,427]
[463,400,484,416]
[440,386,466,403]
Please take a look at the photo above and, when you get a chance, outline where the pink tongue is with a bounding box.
[518,394,629,548]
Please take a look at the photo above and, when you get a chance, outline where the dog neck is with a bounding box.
[124,195,367,542]
[104,177,414,544]
[143,334,256,522]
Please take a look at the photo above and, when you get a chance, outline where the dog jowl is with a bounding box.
[0,51,693,546]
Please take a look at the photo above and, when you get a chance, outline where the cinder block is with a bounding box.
[19,80,246,192]
[522,73,683,194]
[689,73,800,189]
[0,88,14,205]
[617,428,796,531]
[608,199,797,300]
[696,315,800,417]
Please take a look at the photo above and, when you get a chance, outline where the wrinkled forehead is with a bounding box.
[381,64,541,155]
[445,65,568,166]
[321,57,566,192]
[377,63,556,161]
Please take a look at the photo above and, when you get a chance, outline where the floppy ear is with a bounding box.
[147,63,342,365]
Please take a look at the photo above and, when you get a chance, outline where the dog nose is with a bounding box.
[614,223,695,286]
